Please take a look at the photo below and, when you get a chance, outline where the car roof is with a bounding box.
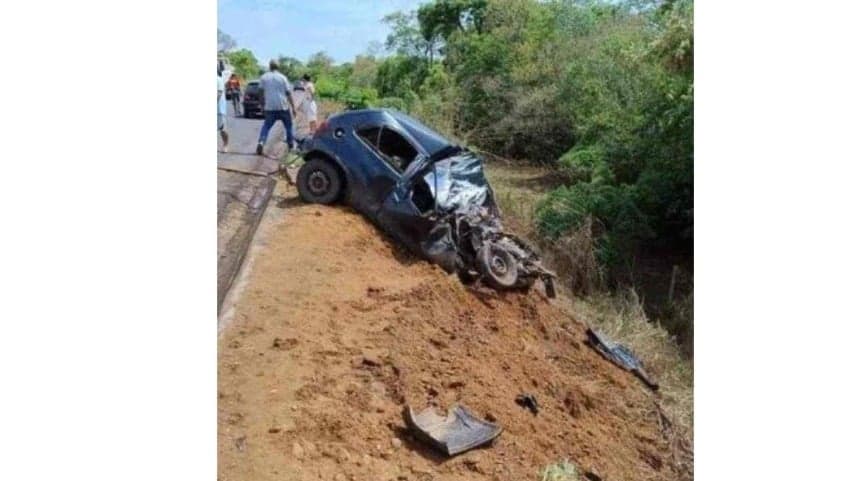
[332,109,453,157]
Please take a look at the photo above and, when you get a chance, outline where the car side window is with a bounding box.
[377,128,418,172]
[356,126,418,173]
[356,126,381,149]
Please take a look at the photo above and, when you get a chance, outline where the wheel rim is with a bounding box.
[307,170,330,195]
[490,254,508,275]
[480,243,518,287]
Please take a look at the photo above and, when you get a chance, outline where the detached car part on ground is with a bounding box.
[404,404,502,456]
[295,109,556,297]
[586,328,659,391]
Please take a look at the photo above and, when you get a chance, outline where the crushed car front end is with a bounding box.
[409,149,557,297]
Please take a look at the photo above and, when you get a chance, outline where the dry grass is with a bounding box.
[571,291,693,441]
[545,218,602,295]
[484,160,545,239]
[569,290,694,481]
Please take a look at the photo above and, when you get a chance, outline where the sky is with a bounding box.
[218,0,426,64]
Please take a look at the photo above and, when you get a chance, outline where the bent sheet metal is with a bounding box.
[404,404,502,456]
[586,328,659,390]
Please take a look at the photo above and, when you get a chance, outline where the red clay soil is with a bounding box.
[218,186,691,481]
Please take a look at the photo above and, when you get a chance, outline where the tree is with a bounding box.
[306,51,334,75]
[350,55,379,89]
[217,29,236,53]
[375,55,425,99]
[365,40,384,57]
[276,56,305,80]
[383,11,431,59]
[225,49,261,80]
[417,0,488,45]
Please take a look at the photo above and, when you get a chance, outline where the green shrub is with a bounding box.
[558,145,613,184]
[315,76,346,99]
[375,97,407,111]
[536,182,652,266]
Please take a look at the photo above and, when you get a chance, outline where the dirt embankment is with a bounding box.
[218,186,691,481]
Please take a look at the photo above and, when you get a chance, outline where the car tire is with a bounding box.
[297,158,343,205]
[476,242,519,290]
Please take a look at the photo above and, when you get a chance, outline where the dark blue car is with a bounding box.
[296,109,556,296]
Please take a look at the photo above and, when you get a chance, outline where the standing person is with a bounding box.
[256,60,296,155]
[217,67,229,153]
[291,83,318,150]
[301,74,316,99]
[226,73,241,115]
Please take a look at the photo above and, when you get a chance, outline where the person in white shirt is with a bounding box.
[291,83,318,150]
[217,67,229,153]
[300,74,316,98]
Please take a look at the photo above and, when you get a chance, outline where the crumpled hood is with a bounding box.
[413,150,501,273]
[414,150,496,215]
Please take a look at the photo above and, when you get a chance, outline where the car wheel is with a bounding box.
[297,158,343,205]
[476,242,519,290]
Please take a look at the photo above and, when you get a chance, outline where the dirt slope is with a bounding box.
[218,185,688,481]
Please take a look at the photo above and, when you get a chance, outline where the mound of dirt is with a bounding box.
[218,186,690,481]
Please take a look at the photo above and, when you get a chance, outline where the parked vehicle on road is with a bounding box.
[295,109,556,296]
[242,80,264,118]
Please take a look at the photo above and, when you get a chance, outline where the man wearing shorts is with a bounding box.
[217,67,229,152]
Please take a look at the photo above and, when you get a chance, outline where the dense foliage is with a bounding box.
[224,49,262,80]
[218,0,693,274]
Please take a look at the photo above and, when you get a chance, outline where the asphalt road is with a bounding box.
[219,101,293,161]
[217,102,281,312]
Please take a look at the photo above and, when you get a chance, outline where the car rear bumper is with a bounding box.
[242,102,263,117]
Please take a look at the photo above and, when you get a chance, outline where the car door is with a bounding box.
[352,124,422,217]
[375,161,447,262]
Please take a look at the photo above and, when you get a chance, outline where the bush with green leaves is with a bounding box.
[537,182,653,266]
[225,49,261,80]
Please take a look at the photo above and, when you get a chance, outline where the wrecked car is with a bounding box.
[296,109,556,296]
